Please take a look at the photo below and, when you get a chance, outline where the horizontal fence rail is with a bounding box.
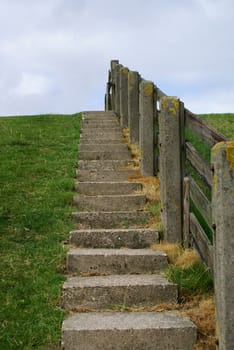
[105,60,234,349]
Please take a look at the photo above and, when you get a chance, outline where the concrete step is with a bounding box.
[79,150,131,161]
[72,211,152,229]
[79,144,129,153]
[73,194,146,211]
[69,228,159,248]
[82,117,120,126]
[81,126,122,133]
[82,111,116,118]
[82,115,118,121]
[81,127,122,133]
[66,248,168,275]
[80,131,123,139]
[82,121,120,128]
[62,274,177,310]
[77,160,138,171]
[74,181,142,195]
[80,133,123,141]
[62,312,197,350]
[76,169,137,182]
[82,114,118,120]
[80,138,124,144]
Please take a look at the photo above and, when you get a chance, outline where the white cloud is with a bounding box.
[11,73,54,96]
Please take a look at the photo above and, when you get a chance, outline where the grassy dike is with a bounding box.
[0,114,81,349]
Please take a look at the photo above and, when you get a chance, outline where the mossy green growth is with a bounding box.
[121,67,129,75]
[226,141,234,170]
[212,141,234,171]
[161,97,179,116]
[144,83,154,97]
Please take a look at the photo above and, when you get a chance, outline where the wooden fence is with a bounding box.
[105,60,234,350]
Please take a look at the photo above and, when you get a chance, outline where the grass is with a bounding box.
[185,128,211,162]
[166,262,213,296]
[151,243,213,296]
[0,113,81,349]
[199,113,234,139]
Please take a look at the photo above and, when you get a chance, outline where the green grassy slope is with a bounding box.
[0,114,81,349]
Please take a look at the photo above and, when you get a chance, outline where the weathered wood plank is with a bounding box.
[189,176,212,227]
[190,213,213,273]
[186,142,212,187]
[185,109,227,147]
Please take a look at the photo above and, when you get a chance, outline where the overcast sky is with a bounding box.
[1,0,234,116]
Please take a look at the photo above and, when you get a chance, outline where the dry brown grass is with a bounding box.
[122,127,129,144]
[128,143,141,161]
[128,173,160,202]
[182,296,216,350]
[151,242,183,264]
[175,249,200,268]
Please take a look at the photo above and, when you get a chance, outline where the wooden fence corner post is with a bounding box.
[211,141,234,350]
[159,96,183,243]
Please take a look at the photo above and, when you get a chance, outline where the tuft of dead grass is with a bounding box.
[151,242,183,264]
[128,173,160,202]
[128,143,141,160]
[122,127,129,144]
[175,249,200,268]
[151,243,201,268]
[182,296,216,350]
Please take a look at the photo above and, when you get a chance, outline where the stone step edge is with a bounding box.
[74,182,142,195]
[73,194,146,199]
[62,274,178,310]
[66,248,168,275]
[62,312,197,350]
[69,228,160,249]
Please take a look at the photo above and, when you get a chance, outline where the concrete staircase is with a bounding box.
[61,111,197,349]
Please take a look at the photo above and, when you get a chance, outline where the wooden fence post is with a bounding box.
[128,71,140,145]
[159,96,184,243]
[139,80,155,176]
[105,70,112,111]
[110,60,119,111]
[120,67,129,127]
[115,64,122,116]
[211,141,234,350]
